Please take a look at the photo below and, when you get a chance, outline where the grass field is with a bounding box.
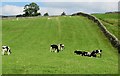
[92,13,119,39]
[0,19,2,75]
[2,16,118,74]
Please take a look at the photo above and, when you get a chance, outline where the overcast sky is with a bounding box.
[0,0,119,16]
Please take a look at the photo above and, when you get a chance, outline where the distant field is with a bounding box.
[92,13,119,39]
[2,16,118,74]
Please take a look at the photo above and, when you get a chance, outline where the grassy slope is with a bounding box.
[92,13,119,39]
[2,16,118,74]
[0,19,2,75]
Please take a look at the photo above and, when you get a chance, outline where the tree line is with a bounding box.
[17,2,66,17]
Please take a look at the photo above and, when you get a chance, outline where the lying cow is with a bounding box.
[74,50,103,57]
[74,50,91,56]
[90,50,102,57]
[50,44,64,53]
[2,45,11,55]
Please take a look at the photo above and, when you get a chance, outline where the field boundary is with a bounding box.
[72,12,120,52]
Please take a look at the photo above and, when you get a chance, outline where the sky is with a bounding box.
[0,0,119,16]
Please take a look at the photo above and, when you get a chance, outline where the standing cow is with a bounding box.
[50,44,59,53]
[50,43,64,53]
[2,45,11,55]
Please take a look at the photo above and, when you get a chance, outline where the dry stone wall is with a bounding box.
[72,12,120,52]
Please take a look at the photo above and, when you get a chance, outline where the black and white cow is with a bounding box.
[50,44,59,53]
[90,50,102,57]
[2,45,11,55]
[50,44,65,53]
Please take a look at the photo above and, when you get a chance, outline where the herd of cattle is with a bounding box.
[50,44,102,58]
[2,44,102,58]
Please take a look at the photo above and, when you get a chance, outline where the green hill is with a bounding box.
[2,16,118,74]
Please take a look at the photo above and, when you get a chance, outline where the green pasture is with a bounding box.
[2,16,118,74]
[93,13,119,39]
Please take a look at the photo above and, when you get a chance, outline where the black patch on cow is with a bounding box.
[74,50,83,55]
[51,44,59,52]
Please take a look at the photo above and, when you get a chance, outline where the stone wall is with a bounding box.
[72,12,120,52]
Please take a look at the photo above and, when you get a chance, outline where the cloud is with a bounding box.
[1,0,119,2]
[40,2,118,14]
[1,5,24,15]
[41,0,119,2]
[39,7,67,16]
[1,2,118,16]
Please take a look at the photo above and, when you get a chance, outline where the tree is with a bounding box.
[44,12,49,16]
[34,12,41,16]
[61,12,66,16]
[23,2,40,16]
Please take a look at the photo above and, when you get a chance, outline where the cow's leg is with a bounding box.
[7,49,11,55]
[99,53,102,58]
[53,48,56,52]
[55,49,57,53]
[60,47,63,51]
[7,51,10,55]
[50,47,52,52]
[50,47,54,52]
[100,53,102,57]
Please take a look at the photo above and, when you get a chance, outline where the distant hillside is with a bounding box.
[105,11,120,14]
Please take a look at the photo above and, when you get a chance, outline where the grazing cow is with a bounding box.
[90,50,102,57]
[50,44,59,53]
[58,44,64,51]
[50,44,65,53]
[2,45,11,55]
